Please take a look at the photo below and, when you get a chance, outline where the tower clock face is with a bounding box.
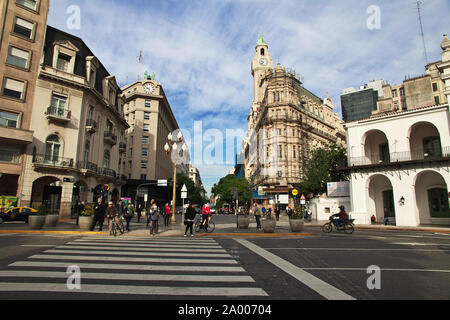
[259,58,268,66]
[144,83,155,94]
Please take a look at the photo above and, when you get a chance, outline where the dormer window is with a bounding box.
[52,40,79,74]
[86,56,99,86]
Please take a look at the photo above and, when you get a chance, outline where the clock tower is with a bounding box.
[251,34,274,111]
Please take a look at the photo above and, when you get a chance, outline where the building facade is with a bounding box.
[341,80,382,123]
[20,26,129,220]
[0,0,50,200]
[120,78,187,203]
[344,34,450,227]
[243,36,346,206]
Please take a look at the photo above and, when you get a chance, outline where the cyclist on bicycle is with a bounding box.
[201,202,211,230]
[106,201,119,235]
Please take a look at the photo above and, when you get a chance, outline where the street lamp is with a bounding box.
[165,131,187,224]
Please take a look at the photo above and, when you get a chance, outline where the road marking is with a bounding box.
[44,249,232,258]
[0,283,268,296]
[29,254,238,264]
[235,238,356,301]
[263,247,450,252]
[74,237,218,244]
[392,243,450,246]
[21,245,56,247]
[58,245,227,253]
[71,241,220,249]
[0,270,255,282]
[9,261,246,272]
[300,268,450,273]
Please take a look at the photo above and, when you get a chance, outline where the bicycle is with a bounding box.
[194,216,215,233]
[111,216,125,236]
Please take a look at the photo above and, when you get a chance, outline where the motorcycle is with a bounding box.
[322,215,355,234]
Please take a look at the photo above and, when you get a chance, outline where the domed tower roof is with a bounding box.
[256,33,267,46]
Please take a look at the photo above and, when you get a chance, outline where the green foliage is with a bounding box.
[290,206,303,220]
[176,174,206,205]
[296,143,348,198]
[80,204,94,217]
[37,204,49,216]
[212,175,251,209]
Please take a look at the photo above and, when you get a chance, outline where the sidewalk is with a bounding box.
[0,218,449,236]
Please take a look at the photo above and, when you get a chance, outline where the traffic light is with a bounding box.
[104,184,110,191]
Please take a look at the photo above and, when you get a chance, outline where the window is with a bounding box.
[423,136,442,158]
[145,100,151,108]
[50,93,67,113]
[293,146,296,159]
[432,83,438,92]
[144,112,150,120]
[142,136,149,144]
[399,87,405,97]
[428,188,450,218]
[103,151,110,168]
[142,148,148,157]
[16,0,38,11]
[83,141,90,164]
[434,96,440,105]
[2,78,26,100]
[7,46,31,69]
[392,89,398,97]
[143,124,149,132]
[140,174,147,180]
[13,17,34,39]
[0,111,19,128]
[278,145,282,159]
[141,161,147,169]
[0,147,21,164]
[45,135,61,162]
[56,53,71,72]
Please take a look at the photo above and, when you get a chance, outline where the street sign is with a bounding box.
[181,191,187,199]
[158,179,168,187]
[181,184,187,192]
[144,194,148,202]
[292,189,299,196]
[300,194,306,200]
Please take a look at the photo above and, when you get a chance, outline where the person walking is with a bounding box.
[184,202,196,237]
[76,200,85,226]
[275,206,280,221]
[253,202,262,229]
[136,204,142,223]
[164,203,171,227]
[150,199,159,236]
[124,202,134,232]
[146,202,151,227]
[90,198,106,231]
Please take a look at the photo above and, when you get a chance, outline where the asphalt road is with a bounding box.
[0,217,449,301]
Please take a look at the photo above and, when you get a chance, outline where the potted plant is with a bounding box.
[79,204,94,230]
[261,209,276,233]
[29,204,47,230]
[237,207,250,229]
[289,206,304,232]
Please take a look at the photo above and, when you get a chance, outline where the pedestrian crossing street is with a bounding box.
[0,236,268,298]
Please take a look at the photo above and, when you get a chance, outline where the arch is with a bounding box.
[260,48,265,56]
[360,129,390,165]
[367,174,395,225]
[408,122,442,160]
[30,176,62,215]
[414,170,449,224]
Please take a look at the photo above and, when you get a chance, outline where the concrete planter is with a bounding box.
[237,215,250,229]
[289,219,304,232]
[79,216,94,231]
[29,216,46,230]
[262,219,276,233]
[44,215,59,227]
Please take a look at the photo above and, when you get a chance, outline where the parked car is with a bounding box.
[0,207,37,224]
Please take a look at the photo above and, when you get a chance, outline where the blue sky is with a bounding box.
[47,0,450,195]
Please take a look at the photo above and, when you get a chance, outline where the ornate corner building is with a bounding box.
[243,36,346,203]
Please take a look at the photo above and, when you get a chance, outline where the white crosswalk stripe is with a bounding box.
[0,236,268,298]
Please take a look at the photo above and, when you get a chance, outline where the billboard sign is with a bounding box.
[327,182,350,198]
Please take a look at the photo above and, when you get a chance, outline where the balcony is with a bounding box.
[341,146,450,169]
[76,161,98,176]
[32,154,75,172]
[104,131,117,145]
[0,125,33,145]
[85,119,98,134]
[99,167,117,179]
[45,107,71,124]
[119,141,126,153]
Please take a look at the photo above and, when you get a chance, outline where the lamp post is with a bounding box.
[164,131,187,224]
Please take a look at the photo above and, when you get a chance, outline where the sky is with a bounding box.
[47,0,450,196]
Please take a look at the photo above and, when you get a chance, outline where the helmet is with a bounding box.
[338,205,345,210]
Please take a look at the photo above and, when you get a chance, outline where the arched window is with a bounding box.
[45,135,61,162]
[260,48,265,56]
[103,150,110,168]
[84,140,90,164]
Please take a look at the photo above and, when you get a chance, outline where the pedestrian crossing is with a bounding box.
[0,236,268,298]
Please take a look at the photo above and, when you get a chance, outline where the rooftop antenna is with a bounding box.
[138,49,143,81]
[416,1,428,65]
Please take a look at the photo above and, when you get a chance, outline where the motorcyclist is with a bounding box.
[332,205,348,228]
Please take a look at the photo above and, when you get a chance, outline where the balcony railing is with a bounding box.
[100,167,117,178]
[85,119,98,133]
[76,161,98,172]
[104,131,117,145]
[0,149,21,164]
[45,107,71,123]
[345,146,450,167]
[33,154,74,168]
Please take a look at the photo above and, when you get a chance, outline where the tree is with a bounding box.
[212,175,251,209]
[176,174,205,206]
[296,143,348,198]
